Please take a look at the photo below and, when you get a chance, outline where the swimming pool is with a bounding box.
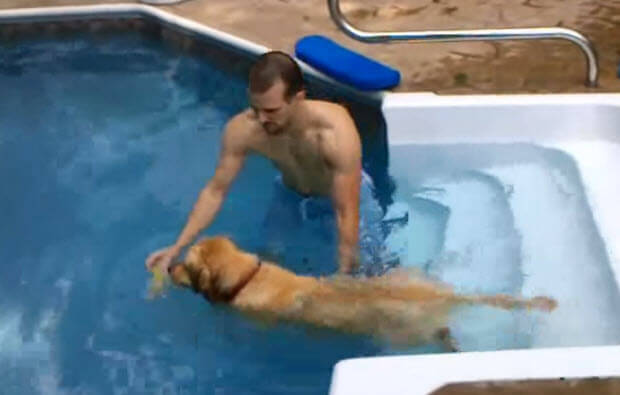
[0,17,400,394]
[2,6,620,395]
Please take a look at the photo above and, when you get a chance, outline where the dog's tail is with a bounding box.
[457,294,557,312]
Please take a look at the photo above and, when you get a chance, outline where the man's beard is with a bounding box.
[262,121,283,135]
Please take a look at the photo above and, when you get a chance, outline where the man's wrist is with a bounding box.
[170,243,184,257]
[338,245,358,272]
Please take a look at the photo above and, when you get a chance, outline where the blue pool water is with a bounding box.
[3,25,620,395]
[0,31,394,394]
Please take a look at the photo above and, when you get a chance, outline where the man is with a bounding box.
[146,51,384,275]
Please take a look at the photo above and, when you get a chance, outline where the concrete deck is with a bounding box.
[2,0,620,94]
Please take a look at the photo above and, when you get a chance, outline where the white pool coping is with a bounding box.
[330,345,620,395]
[2,5,619,393]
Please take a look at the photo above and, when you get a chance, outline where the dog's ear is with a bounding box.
[195,265,226,302]
[173,263,219,299]
[198,237,242,296]
[197,266,213,292]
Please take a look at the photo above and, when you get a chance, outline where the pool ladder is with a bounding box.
[327,0,598,87]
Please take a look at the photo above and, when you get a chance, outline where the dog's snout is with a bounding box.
[168,261,183,275]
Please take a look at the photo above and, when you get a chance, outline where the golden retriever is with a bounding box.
[167,236,557,351]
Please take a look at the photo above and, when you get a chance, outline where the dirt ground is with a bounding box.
[3,0,620,94]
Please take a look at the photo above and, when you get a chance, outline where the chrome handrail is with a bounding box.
[327,0,598,87]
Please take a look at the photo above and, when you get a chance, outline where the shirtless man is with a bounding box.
[146,51,384,275]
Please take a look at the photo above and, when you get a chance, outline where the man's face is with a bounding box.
[249,79,301,135]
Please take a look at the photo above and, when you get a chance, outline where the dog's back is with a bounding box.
[278,274,457,344]
[178,237,556,349]
[276,272,556,347]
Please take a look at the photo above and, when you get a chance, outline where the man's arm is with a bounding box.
[332,162,361,273]
[171,119,248,254]
[324,109,363,274]
[146,118,249,271]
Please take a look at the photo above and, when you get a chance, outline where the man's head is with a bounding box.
[248,51,305,135]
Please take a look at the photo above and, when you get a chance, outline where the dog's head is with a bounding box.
[168,236,256,302]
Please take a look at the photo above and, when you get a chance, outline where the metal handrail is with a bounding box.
[327,0,598,87]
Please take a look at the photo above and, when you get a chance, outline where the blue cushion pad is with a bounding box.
[295,35,400,91]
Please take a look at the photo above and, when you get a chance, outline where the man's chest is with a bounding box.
[255,133,329,170]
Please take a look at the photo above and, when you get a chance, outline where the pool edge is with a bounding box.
[0,3,385,106]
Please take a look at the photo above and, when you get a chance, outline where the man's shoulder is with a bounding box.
[306,101,360,163]
[307,99,349,119]
[226,109,257,132]
[307,100,357,139]
[223,109,263,141]
[306,100,355,134]
[219,110,261,151]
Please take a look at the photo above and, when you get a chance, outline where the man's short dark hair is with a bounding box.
[249,51,304,99]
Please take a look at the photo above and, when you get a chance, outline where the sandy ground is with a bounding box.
[3,0,620,94]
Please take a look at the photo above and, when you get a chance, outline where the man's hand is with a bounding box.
[145,245,181,274]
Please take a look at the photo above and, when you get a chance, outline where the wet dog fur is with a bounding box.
[168,237,557,351]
